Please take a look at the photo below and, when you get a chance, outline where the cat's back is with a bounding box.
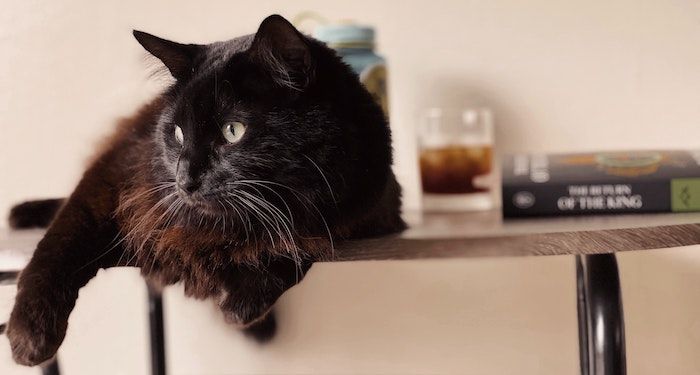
[88,97,165,168]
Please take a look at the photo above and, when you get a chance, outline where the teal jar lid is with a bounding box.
[313,25,375,49]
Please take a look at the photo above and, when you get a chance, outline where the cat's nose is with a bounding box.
[178,178,201,195]
[176,168,202,195]
[176,158,205,195]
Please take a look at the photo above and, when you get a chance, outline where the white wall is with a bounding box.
[2,0,700,374]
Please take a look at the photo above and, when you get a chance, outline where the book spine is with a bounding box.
[502,181,674,218]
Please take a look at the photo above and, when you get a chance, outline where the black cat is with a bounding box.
[6,14,405,366]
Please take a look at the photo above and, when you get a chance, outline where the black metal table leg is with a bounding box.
[576,254,626,375]
[147,284,166,375]
[41,358,60,375]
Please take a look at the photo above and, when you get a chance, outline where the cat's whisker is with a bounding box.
[261,199,295,254]
[302,155,337,207]
[239,191,294,258]
[232,179,335,259]
[237,189,293,244]
[234,186,302,269]
[132,191,180,259]
[151,196,185,271]
[235,183,294,231]
[218,200,228,235]
[231,198,252,239]
[118,182,176,216]
[233,193,276,248]
[120,181,179,268]
[222,197,249,242]
[235,180,295,228]
[243,193,288,251]
[231,179,312,212]
[198,211,206,228]
[237,181,320,251]
[148,196,185,274]
[118,189,178,266]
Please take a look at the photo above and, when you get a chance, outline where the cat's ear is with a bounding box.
[133,30,203,80]
[249,15,313,91]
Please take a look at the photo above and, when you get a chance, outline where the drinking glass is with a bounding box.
[417,108,495,211]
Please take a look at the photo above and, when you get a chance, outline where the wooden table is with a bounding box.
[2,210,700,375]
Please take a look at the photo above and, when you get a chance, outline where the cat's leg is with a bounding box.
[219,258,313,328]
[7,184,124,366]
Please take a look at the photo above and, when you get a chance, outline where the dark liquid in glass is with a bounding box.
[420,145,493,194]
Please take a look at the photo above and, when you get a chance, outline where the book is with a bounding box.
[501,150,700,217]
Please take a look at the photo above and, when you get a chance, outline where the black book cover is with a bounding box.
[501,150,700,217]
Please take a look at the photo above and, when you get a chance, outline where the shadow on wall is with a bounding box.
[164,257,579,374]
[617,247,700,374]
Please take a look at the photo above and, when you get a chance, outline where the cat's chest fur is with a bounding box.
[115,181,330,298]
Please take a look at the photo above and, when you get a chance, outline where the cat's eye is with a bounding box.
[174,125,184,145]
[222,121,246,144]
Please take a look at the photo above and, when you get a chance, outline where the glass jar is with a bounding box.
[314,24,389,116]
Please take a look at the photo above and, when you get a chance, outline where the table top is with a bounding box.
[1,210,700,271]
[335,210,700,261]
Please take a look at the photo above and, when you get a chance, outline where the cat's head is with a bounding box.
[133,15,394,236]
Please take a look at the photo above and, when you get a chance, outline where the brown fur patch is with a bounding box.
[114,154,332,298]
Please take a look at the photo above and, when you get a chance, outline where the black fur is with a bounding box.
[8,199,65,229]
[6,15,404,366]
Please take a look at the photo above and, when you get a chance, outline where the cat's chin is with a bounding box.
[178,193,225,217]
[189,202,222,217]
[186,200,224,217]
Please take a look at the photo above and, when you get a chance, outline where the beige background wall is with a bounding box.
[1,0,700,374]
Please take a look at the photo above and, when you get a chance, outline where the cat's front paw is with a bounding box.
[220,292,275,328]
[7,290,71,366]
